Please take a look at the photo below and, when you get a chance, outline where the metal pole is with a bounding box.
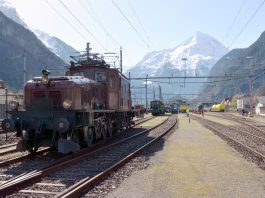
[5,88,7,119]
[5,88,8,141]
[246,56,253,115]
[23,50,26,84]
[145,75,148,109]
[159,85,161,100]
[120,46,123,74]
[153,86,155,100]
[181,58,187,88]
[86,43,90,61]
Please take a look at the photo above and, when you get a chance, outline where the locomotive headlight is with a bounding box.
[9,100,19,110]
[41,75,49,84]
[63,99,72,109]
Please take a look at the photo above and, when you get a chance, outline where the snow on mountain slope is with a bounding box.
[0,0,26,26]
[33,29,76,64]
[0,0,76,63]
[127,32,228,78]
[127,32,229,101]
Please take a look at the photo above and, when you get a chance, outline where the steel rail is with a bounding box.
[55,118,177,198]
[0,116,170,195]
[208,113,265,134]
[191,115,265,160]
[0,147,51,167]
[0,143,17,150]
[133,116,154,126]
[194,113,265,142]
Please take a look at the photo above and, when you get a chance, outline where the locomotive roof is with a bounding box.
[30,76,99,84]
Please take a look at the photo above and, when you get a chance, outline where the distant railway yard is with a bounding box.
[1,112,265,197]
[1,44,265,197]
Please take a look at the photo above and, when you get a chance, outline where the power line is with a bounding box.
[80,0,120,47]
[44,0,88,46]
[111,0,151,49]
[129,75,248,80]
[228,0,265,48]
[127,0,156,49]
[225,0,246,48]
[58,0,106,50]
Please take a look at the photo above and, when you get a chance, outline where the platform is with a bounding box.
[107,114,265,198]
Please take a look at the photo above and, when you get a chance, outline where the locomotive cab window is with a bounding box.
[95,71,106,82]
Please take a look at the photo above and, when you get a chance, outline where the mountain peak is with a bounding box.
[175,31,228,58]
[0,0,26,27]
[128,32,229,78]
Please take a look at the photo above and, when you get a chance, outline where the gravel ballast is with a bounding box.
[105,114,265,198]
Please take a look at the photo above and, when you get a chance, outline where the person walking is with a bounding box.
[186,108,190,123]
[201,109,204,117]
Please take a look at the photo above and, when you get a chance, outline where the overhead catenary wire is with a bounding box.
[80,0,120,47]
[44,0,89,48]
[127,0,156,49]
[58,0,106,51]
[225,0,246,48]
[228,0,265,48]
[111,0,151,49]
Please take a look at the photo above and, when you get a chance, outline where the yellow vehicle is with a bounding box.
[210,103,225,112]
[179,104,189,113]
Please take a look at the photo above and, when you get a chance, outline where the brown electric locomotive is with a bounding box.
[1,44,133,153]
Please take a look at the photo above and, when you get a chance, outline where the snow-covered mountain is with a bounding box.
[128,32,228,77]
[32,29,77,64]
[0,0,26,26]
[0,0,76,64]
[127,32,229,103]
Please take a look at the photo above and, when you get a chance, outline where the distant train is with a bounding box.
[1,44,133,154]
[150,100,165,116]
[210,103,226,112]
[179,104,189,113]
[170,103,179,114]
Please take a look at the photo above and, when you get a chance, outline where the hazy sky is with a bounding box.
[7,0,265,70]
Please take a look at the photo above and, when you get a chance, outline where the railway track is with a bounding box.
[0,143,17,156]
[0,116,154,169]
[133,115,154,126]
[205,113,265,138]
[0,132,20,147]
[0,115,176,197]
[191,114,265,169]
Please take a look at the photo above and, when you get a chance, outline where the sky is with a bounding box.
[6,0,265,70]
